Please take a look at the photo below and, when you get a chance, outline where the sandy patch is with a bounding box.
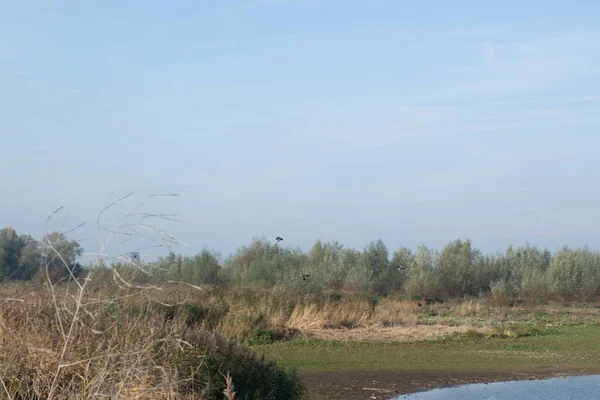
[303,324,491,342]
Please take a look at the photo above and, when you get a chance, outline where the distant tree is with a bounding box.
[304,240,344,290]
[362,240,389,280]
[391,247,415,270]
[308,240,324,265]
[340,248,364,291]
[189,249,221,285]
[403,245,441,299]
[0,228,42,280]
[506,243,552,298]
[548,246,600,299]
[14,234,40,280]
[438,239,483,297]
[321,240,345,290]
[389,247,416,293]
[38,232,84,283]
[361,239,392,295]
[0,227,23,280]
[223,237,272,284]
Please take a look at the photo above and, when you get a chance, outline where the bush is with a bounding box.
[490,279,513,306]
[170,329,306,399]
[0,289,306,400]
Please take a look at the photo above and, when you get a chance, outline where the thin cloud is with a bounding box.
[1,70,30,77]
[481,41,496,70]
[442,30,600,98]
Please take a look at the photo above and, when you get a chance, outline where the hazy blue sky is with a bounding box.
[2,1,600,260]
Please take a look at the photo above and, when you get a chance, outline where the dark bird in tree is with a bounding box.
[397,265,408,271]
[301,274,310,281]
[275,236,284,243]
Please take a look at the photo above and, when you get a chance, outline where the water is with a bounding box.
[394,375,600,400]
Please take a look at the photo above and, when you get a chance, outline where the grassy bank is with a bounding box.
[253,325,600,399]
[253,325,600,373]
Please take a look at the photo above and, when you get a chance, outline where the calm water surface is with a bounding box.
[395,375,600,400]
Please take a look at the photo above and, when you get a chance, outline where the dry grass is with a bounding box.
[24,283,592,343]
[0,287,182,398]
[306,325,491,342]
[222,372,236,400]
[0,280,598,398]
[0,194,307,399]
[0,283,306,399]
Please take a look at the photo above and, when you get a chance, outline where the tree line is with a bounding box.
[115,236,600,301]
[3,226,600,300]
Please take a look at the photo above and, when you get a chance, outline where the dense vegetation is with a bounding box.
[3,226,600,301]
[115,237,600,302]
[0,284,306,399]
[0,227,84,283]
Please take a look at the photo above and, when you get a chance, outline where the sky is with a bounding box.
[1,1,600,261]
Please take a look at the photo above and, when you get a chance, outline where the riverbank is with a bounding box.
[252,325,600,399]
[300,368,600,399]
[1,282,599,398]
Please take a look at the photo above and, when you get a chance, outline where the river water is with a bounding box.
[394,375,600,400]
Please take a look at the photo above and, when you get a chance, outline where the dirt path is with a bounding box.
[300,368,599,400]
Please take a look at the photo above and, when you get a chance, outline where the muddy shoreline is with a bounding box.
[301,368,600,400]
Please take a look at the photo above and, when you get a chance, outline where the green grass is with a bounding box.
[251,325,600,374]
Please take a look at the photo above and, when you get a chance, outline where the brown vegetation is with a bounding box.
[0,282,306,399]
[1,278,599,398]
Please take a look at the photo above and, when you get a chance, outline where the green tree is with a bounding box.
[403,245,441,299]
[0,227,23,280]
[304,240,345,290]
[14,234,40,280]
[223,237,272,284]
[438,239,483,297]
[0,228,42,281]
[548,246,600,298]
[390,247,416,293]
[361,239,391,295]
[505,244,552,298]
[188,249,221,284]
[340,248,364,290]
[39,232,84,283]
